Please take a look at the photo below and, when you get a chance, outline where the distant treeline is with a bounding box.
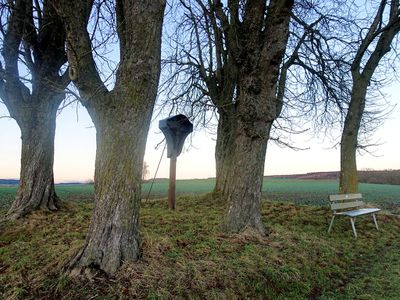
[0,179,19,185]
[358,169,400,185]
[268,169,400,185]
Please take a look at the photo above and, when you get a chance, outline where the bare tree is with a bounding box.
[161,0,348,195]
[284,0,400,193]
[49,0,165,275]
[163,0,400,206]
[162,0,293,235]
[160,1,246,196]
[216,0,294,235]
[339,0,400,193]
[0,0,69,219]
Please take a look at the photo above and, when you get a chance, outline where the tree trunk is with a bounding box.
[67,96,152,275]
[6,98,61,220]
[339,0,400,193]
[339,82,367,193]
[340,131,358,193]
[0,0,68,220]
[223,116,272,235]
[216,0,292,235]
[214,111,236,196]
[50,0,165,276]
[221,73,276,235]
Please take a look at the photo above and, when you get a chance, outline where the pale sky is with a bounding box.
[1,2,399,183]
[0,85,399,182]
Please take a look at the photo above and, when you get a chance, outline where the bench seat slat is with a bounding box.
[329,193,362,201]
[337,208,381,217]
[331,200,364,210]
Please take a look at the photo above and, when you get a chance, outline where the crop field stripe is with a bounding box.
[1,179,399,213]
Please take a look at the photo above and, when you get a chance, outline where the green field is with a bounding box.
[1,178,400,213]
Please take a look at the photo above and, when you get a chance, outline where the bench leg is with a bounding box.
[372,213,379,230]
[328,215,335,233]
[350,217,357,238]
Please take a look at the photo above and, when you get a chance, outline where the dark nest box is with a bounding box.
[159,114,193,210]
[159,114,193,158]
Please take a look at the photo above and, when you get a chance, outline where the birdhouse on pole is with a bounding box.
[159,114,193,209]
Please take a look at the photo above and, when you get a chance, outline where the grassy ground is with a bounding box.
[1,188,400,299]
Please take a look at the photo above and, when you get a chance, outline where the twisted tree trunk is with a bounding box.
[6,98,62,219]
[222,70,275,235]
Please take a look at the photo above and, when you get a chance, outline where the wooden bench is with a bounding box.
[328,193,380,238]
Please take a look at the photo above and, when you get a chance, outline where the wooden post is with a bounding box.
[168,156,177,209]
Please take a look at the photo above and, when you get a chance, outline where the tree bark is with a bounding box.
[339,136,358,194]
[339,81,367,193]
[213,111,236,196]
[0,0,68,219]
[220,0,293,234]
[6,98,62,219]
[339,0,400,193]
[221,68,276,235]
[223,118,272,234]
[67,99,151,274]
[50,0,166,275]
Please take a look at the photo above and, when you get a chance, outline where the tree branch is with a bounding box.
[49,0,107,101]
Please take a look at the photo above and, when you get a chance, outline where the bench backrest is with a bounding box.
[328,193,364,211]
